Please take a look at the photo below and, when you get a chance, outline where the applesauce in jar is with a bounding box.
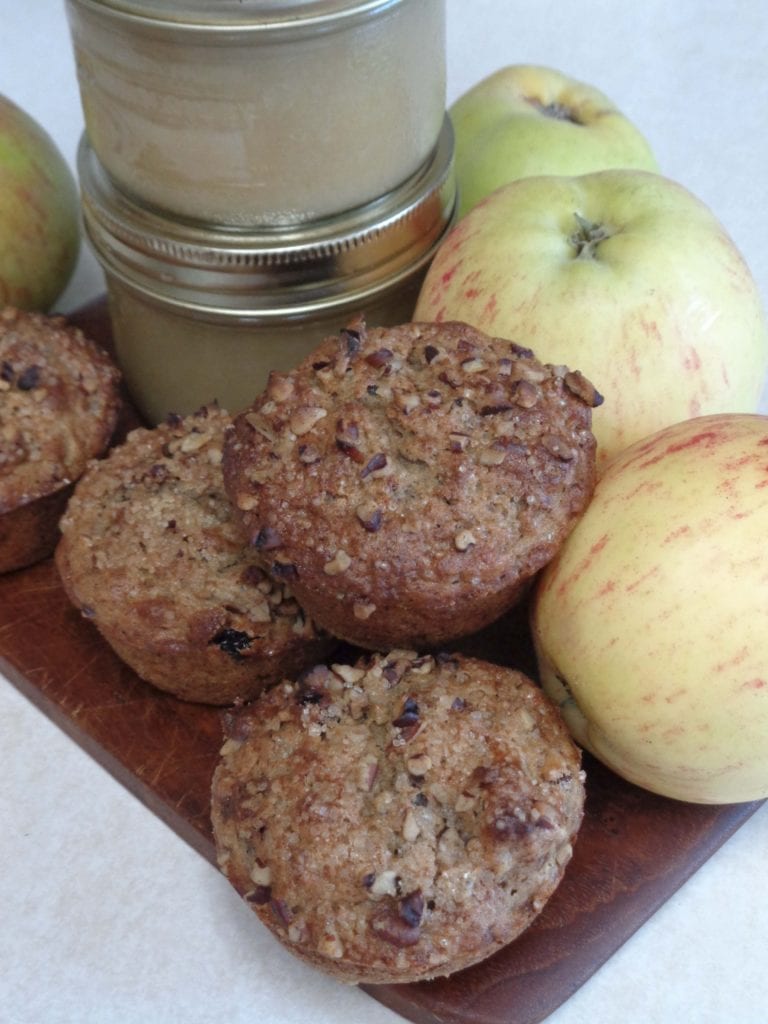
[77,121,456,423]
[66,0,446,226]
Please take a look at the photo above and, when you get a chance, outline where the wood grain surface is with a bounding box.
[0,299,761,1024]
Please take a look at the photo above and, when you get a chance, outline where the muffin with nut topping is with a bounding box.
[55,404,335,705]
[212,649,585,984]
[223,319,602,650]
[0,306,121,573]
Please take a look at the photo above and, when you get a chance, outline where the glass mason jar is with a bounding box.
[66,0,447,225]
[77,119,456,424]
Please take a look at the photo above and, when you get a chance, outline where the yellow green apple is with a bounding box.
[531,412,768,804]
[414,169,768,473]
[0,94,80,311]
[450,65,658,218]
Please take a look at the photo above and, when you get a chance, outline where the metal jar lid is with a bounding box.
[66,0,408,34]
[78,116,456,320]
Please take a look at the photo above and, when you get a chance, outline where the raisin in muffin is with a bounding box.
[0,306,121,573]
[223,320,602,650]
[212,650,585,984]
[55,404,335,705]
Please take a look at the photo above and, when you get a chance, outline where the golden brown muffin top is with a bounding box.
[223,320,601,648]
[57,404,320,653]
[212,650,585,984]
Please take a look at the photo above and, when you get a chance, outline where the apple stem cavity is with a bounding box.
[569,212,614,259]
[527,96,582,124]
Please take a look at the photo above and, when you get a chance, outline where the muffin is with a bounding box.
[0,306,121,573]
[55,404,335,705]
[212,650,585,984]
[223,320,602,649]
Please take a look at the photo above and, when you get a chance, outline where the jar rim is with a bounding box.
[66,0,405,33]
[79,118,456,318]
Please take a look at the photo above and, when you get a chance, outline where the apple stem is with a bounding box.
[570,212,613,259]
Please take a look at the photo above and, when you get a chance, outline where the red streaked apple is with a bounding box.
[531,413,768,804]
[450,64,658,218]
[0,94,80,311]
[414,169,768,472]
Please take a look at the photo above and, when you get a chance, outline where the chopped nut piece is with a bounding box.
[236,492,259,511]
[253,526,281,550]
[461,357,486,373]
[355,502,383,532]
[266,372,295,402]
[454,792,476,812]
[336,437,365,462]
[179,430,212,452]
[317,932,345,959]
[448,432,470,453]
[402,808,420,841]
[479,446,506,466]
[541,434,576,461]
[556,842,574,866]
[454,529,476,551]
[397,392,421,414]
[297,444,322,464]
[250,598,273,623]
[409,656,435,675]
[369,870,400,897]
[249,863,272,886]
[245,466,273,485]
[564,369,604,408]
[353,601,377,620]
[514,379,540,408]
[244,412,275,441]
[290,405,328,436]
[406,753,432,776]
[365,347,394,368]
[355,756,378,791]
[359,451,388,479]
[323,549,352,575]
[392,697,420,728]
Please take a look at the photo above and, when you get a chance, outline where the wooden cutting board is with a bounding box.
[0,298,761,1024]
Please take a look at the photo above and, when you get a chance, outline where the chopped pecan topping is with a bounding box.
[513,379,540,408]
[355,502,383,532]
[353,601,377,620]
[360,452,387,479]
[541,434,576,461]
[253,526,281,550]
[454,529,476,551]
[340,326,362,355]
[336,438,365,463]
[271,558,298,579]
[323,549,352,575]
[564,369,604,407]
[365,347,394,368]
[461,357,486,373]
[289,405,327,436]
[392,697,420,728]
[369,890,424,947]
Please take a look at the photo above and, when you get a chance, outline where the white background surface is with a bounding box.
[1,2,768,1023]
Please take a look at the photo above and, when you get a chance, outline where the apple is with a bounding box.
[450,65,658,218]
[0,94,80,311]
[414,169,768,473]
[531,412,768,804]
